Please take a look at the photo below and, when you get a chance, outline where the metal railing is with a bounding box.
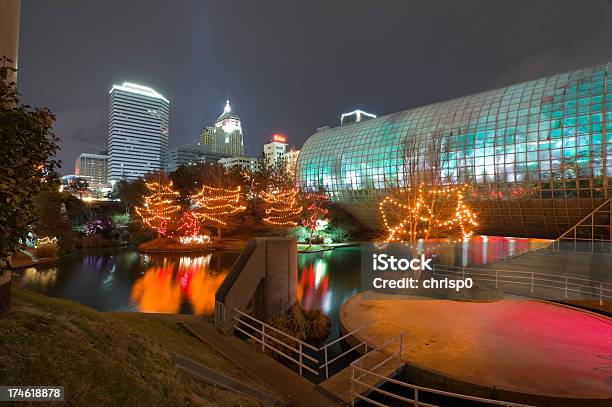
[233,308,375,378]
[319,320,374,379]
[432,264,612,306]
[350,333,533,407]
[234,308,320,376]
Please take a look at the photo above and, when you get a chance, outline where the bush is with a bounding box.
[111,213,130,227]
[81,235,120,248]
[138,237,213,252]
[84,218,116,238]
[34,241,59,258]
[269,302,331,342]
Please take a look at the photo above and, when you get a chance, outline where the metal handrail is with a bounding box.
[556,198,611,242]
[350,333,534,407]
[234,308,378,378]
[434,264,612,287]
[432,265,612,305]
[234,308,319,351]
[351,364,534,407]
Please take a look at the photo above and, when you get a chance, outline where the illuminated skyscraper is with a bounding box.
[75,153,109,188]
[199,126,216,151]
[214,100,244,156]
[108,82,169,181]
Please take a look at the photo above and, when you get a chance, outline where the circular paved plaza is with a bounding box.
[342,293,612,402]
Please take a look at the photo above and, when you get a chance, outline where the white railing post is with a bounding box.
[565,276,568,299]
[261,324,265,352]
[495,270,498,288]
[414,388,419,406]
[462,267,465,279]
[350,364,355,407]
[299,342,303,376]
[531,272,534,293]
[324,347,329,379]
[398,334,403,374]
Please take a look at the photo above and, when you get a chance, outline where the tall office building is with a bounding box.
[0,0,20,83]
[108,82,169,181]
[218,156,259,171]
[214,100,244,156]
[166,144,229,172]
[199,126,216,151]
[75,153,109,188]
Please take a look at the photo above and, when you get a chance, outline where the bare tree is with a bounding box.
[380,130,478,246]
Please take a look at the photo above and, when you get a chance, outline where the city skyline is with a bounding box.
[15,0,612,175]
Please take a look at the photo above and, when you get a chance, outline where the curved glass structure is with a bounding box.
[297,63,611,238]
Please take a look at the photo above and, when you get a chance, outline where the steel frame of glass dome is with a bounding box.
[297,63,611,239]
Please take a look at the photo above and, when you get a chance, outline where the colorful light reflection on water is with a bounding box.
[15,236,549,319]
[130,254,227,314]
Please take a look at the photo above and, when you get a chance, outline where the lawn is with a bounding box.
[0,285,261,406]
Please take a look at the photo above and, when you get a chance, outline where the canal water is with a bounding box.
[14,236,547,341]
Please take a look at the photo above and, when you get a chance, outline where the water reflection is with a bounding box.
[130,254,228,315]
[14,236,549,319]
[20,267,58,289]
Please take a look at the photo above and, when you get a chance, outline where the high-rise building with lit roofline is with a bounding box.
[214,100,244,156]
[108,82,169,181]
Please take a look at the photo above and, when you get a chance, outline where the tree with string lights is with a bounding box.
[301,192,329,245]
[191,185,246,240]
[261,187,302,233]
[380,184,478,243]
[380,133,478,245]
[134,181,181,238]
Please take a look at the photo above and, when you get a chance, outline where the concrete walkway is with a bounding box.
[183,320,339,407]
[341,292,612,402]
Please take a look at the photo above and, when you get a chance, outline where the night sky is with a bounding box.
[17,0,612,175]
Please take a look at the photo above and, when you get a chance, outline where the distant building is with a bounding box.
[166,144,229,172]
[214,100,244,156]
[218,155,259,171]
[199,126,216,151]
[75,153,109,188]
[0,0,20,83]
[263,134,288,166]
[60,175,89,192]
[108,82,170,182]
[340,109,376,126]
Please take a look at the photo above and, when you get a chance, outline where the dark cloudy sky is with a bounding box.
[17,0,612,174]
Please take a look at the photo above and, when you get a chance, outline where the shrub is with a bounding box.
[81,235,119,248]
[84,218,116,238]
[269,302,331,342]
[34,241,59,258]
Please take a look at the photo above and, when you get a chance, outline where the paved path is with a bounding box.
[341,292,612,400]
[183,321,339,407]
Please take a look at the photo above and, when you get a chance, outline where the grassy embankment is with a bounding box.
[0,285,262,406]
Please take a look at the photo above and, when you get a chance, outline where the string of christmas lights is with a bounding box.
[379,184,478,242]
[301,192,329,241]
[191,185,246,226]
[261,187,302,226]
[134,181,181,236]
[177,211,200,237]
